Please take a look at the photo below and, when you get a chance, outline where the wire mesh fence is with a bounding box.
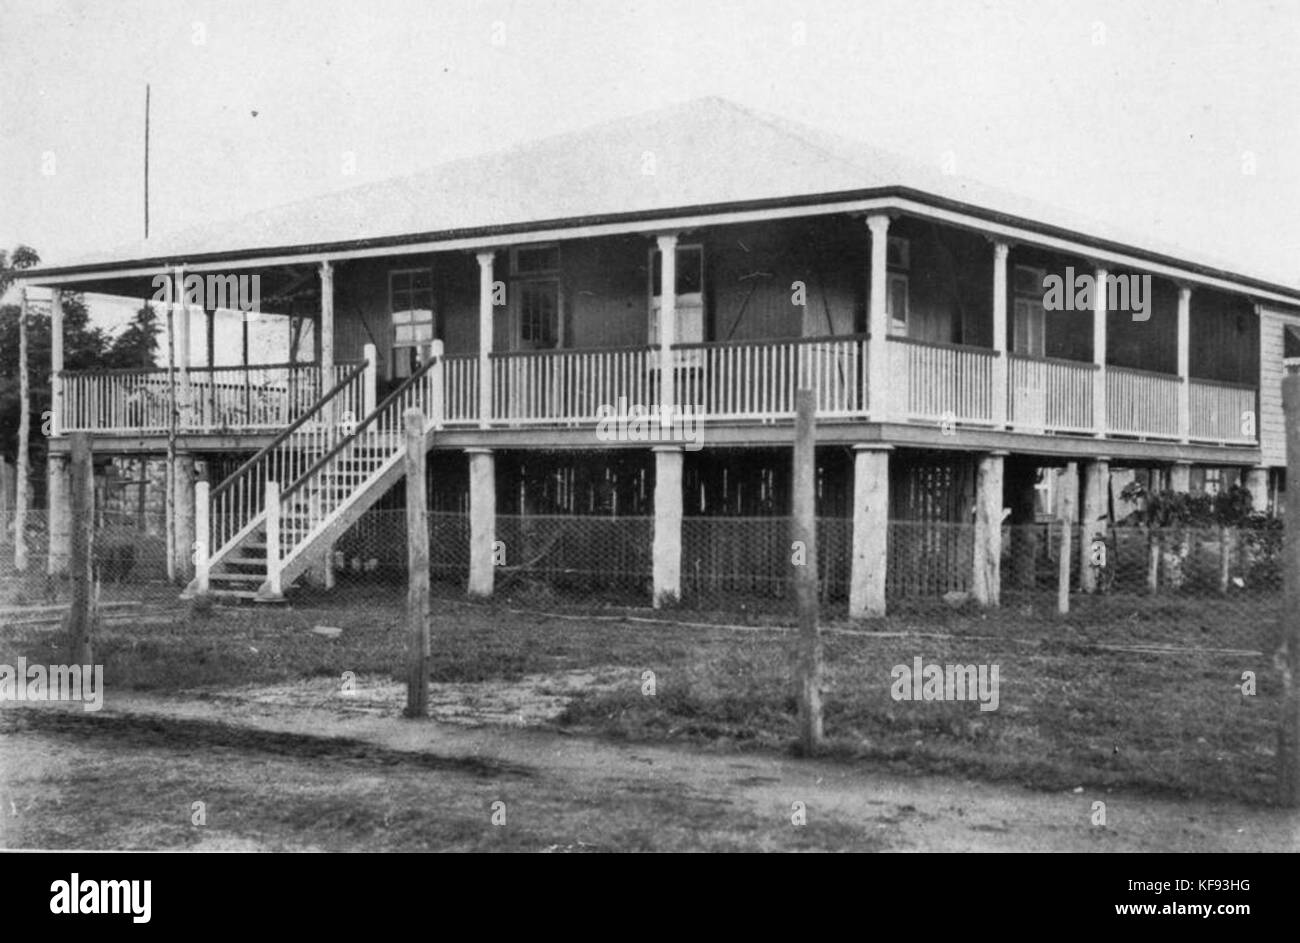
[2,502,1284,626]
[312,512,1285,622]
[0,508,174,608]
[0,508,49,589]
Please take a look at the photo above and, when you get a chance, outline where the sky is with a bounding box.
[2,0,1298,346]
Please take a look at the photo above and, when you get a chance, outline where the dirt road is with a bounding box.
[2,684,1296,851]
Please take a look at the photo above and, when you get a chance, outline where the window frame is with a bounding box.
[886,271,909,335]
[510,244,561,277]
[1012,264,1047,357]
[887,235,910,271]
[647,243,705,344]
[388,267,436,380]
[513,276,562,350]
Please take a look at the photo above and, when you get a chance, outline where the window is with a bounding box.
[887,236,910,270]
[1013,265,1046,357]
[509,245,562,351]
[887,272,909,335]
[650,245,703,298]
[517,279,559,348]
[390,269,435,378]
[1285,325,1300,360]
[649,245,705,345]
[511,244,560,276]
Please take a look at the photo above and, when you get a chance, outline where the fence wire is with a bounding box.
[313,511,1284,621]
[2,504,1283,624]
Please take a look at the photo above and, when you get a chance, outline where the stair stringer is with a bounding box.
[182,510,269,599]
[258,424,437,597]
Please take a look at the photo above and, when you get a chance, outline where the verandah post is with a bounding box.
[194,479,210,593]
[991,240,1010,428]
[1092,266,1108,436]
[651,445,683,608]
[477,251,495,429]
[428,339,445,430]
[204,305,216,430]
[1057,462,1077,614]
[50,289,64,436]
[1177,285,1192,443]
[656,233,678,422]
[173,453,196,583]
[362,342,377,418]
[1079,458,1110,594]
[264,480,282,599]
[865,214,891,422]
[47,454,70,578]
[849,444,890,619]
[466,448,496,598]
[973,451,1006,608]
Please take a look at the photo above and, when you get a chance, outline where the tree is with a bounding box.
[0,246,40,294]
[2,246,40,572]
[106,305,160,368]
[0,290,103,461]
[0,244,113,490]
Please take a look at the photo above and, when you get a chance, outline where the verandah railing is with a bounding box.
[1106,365,1182,438]
[492,346,654,423]
[675,335,867,419]
[60,362,358,434]
[1007,353,1096,433]
[442,354,479,424]
[1189,378,1257,444]
[64,338,1259,447]
[887,336,997,424]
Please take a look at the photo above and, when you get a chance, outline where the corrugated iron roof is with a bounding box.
[32,96,1297,295]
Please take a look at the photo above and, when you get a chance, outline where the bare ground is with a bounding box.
[2,676,1296,852]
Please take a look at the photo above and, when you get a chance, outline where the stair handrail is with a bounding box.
[207,355,372,563]
[210,361,367,503]
[281,344,443,504]
[271,343,444,574]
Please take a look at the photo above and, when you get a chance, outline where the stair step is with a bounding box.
[209,590,267,602]
[210,573,265,583]
[223,556,267,566]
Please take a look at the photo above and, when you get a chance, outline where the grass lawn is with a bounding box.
[0,577,1285,807]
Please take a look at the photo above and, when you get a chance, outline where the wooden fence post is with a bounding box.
[1278,374,1300,805]
[1219,523,1232,596]
[1146,525,1161,594]
[15,287,30,573]
[66,433,94,665]
[0,456,10,546]
[404,408,431,718]
[792,389,823,752]
[165,278,177,584]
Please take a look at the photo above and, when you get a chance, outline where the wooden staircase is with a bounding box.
[189,343,445,604]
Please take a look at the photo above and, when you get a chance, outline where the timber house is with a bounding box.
[21,98,1300,612]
